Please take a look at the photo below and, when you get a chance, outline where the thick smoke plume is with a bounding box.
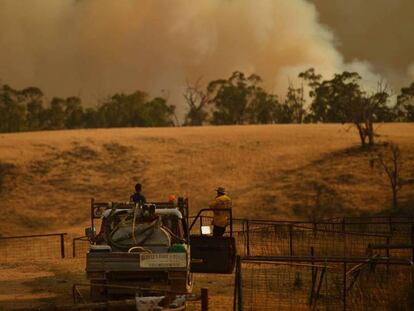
[408,64,414,81]
[314,0,414,90]
[0,0,386,115]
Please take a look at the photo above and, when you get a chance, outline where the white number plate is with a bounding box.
[139,253,187,268]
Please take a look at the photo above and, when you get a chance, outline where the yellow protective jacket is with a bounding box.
[209,194,232,227]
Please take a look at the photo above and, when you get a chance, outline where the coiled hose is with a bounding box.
[105,212,158,251]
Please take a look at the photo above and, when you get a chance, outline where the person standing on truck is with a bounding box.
[130,183,146,205]
[209,187,232,237]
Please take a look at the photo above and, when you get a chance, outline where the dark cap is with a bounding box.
[216,187,226,194]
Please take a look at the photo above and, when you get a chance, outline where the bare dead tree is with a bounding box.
[183,77,210,126]
[160,89,180,127]
[356,81,391,146]
[372,142,403,210]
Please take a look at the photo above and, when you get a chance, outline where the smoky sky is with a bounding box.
[313,0,414,87]
[0,0,413,115]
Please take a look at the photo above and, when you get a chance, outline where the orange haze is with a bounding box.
[0,0,412,115]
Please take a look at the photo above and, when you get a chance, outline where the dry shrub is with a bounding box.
[103,142,128,157]
[63,145,98,161]
[292,181,353,220]
[0,162,15,193]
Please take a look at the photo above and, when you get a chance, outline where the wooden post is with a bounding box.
[237,256,243,311]
[288,224,293,256]
[232,256,243,311]
[201,288,208,311]
[388,216,392,234]
[411,224,414,264]
[343,262,347,311]
[309,247,316,306]
[73,239,76,258]
[342,218,347,257]
[60,234,65,259]
[386,236,390,277]
[233,257,239,311]
[410,224,414,293]
[246,220,250,256]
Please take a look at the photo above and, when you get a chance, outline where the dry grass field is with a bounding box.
[0,123,413,309]
[1,124,413,236]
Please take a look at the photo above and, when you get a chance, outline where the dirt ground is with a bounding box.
[0,259,234,310]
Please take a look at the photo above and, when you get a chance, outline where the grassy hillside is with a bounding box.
[0,124,413,236]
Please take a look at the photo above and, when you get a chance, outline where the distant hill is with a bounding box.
[0,124,413,235]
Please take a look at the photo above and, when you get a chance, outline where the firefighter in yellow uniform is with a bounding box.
[209,187,232,237]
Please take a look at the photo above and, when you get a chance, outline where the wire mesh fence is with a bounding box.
[233,219,414,259]
[234,256,414,311]
[347,263,414,310]
[236,223,391,257]
[72,236,90,258]
[237,261,342,310]
[343,216,414,234]
[2,216,414,310]
[0,233,67,262]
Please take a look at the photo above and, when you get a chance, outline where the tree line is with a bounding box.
[184,69,414,146]
[0,86,176,132]
[1,68,413,135]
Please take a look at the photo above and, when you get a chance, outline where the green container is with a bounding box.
[169,243,187,253]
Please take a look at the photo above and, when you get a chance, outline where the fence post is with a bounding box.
[289,224,293,256]
[309,246,316,305]
[73,238,77,258]
[386,236,390,276]
[343,262,347,311]
[233,258,238,311]
[237,256,243,311]
[411,224,414,264]
[201,288,208,311]
[388,216,392,234]
[311,247,315,277]
[340,218,346,257]
[60,234,65,259]
[246,220,250,256]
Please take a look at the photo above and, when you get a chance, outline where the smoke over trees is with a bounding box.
[1,0,413,125]
[3,0,411,115]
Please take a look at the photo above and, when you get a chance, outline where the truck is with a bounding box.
[84,197,236,305]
